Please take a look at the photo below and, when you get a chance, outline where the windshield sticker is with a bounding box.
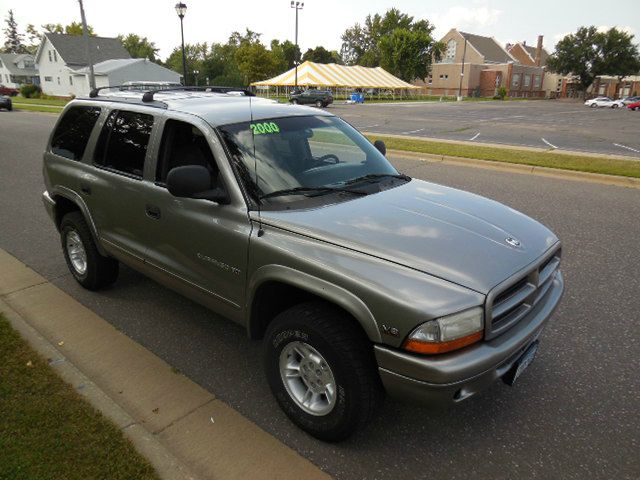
[250,122,280,135]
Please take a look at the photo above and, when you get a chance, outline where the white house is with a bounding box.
[35,33,180,97]
[0,53,39,88]
[70,58,181,95]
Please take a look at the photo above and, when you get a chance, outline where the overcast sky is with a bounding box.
[1,0,638,59]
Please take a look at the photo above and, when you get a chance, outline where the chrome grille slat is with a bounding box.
[485,247,561,340]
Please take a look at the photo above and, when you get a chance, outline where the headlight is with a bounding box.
[402,307,484,355]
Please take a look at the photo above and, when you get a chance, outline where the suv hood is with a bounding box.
[259,179,559,293]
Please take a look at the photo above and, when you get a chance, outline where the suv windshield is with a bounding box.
[217,115,403,206]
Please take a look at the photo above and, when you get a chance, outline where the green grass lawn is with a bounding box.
[367,135,640,179]
[0,314,159,480]
[11,96,69,113]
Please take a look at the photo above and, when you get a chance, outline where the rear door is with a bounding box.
[83,107,157,264]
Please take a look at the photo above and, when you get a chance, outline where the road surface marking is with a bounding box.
[469,132,481,141]
[614,143,640,154]
[542,138,558,149]
[402,128,424,135]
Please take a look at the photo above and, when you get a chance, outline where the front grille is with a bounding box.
[485,247,561,340]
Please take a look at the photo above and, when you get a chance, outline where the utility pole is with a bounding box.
[78,0,95,90]
[291,1,304,88]
[457,37,468,101]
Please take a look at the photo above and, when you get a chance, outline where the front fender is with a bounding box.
[247,264,382,342]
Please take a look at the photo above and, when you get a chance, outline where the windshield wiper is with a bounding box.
[259,186,368,201]
[344,173,411,185]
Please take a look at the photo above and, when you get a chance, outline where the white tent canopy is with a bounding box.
[252,61,419,89]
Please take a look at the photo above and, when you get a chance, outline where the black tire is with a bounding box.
[315,100,323,108]
[60,212,118,290]
[263,301,383,442]
[292,99,299,105]
[7,105,12,111]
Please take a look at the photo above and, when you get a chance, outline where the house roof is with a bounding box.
[42,33,130,66]
[0,53,38,76]
[522,43,550,66]
[71,58,179,77]
[459,31,515,63]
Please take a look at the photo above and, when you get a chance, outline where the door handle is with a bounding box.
[80,183,91,195]
[145,204,161,220]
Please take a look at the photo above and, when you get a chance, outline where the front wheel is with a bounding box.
[60,212,119,290]
[315,100,323,108]
[590,103,597,108]
[263,302,383,442]
[291,99,299,105]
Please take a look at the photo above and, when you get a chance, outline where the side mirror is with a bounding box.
[374,140,387,156]
[167,165,230,204]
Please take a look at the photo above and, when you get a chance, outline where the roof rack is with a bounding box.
[140,86,255,103]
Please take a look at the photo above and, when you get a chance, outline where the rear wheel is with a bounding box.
[292,99,299,105]
[60,212,118,290]
[590,103,597,108]
[315,100,323,108]
[263,301,383,441]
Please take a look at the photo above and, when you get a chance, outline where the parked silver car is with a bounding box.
[42,87,564,441]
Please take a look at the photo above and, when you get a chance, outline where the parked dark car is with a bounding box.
[0,95,12,111]
[289,89,333,108]
[0,84,19,96]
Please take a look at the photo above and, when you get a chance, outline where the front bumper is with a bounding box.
[42,190,57,224]
[376,270,564,406]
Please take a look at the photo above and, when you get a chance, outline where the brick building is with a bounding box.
[415,29,548,98]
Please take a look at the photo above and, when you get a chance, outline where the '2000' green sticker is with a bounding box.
[250,122,280,135]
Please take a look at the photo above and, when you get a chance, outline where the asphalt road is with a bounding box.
[330,100,640,158]
[1,111,639,480]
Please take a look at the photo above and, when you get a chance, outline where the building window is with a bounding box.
[534,75,541,88]
[44,76,52,82]
[427,75,432,85]
[53,51,58,62]
[69,76,73,85]
[57,77,60,85]
[524,74,531,87]
[444,39,457,63]
[512,73,521,88]
[5,74,8,82]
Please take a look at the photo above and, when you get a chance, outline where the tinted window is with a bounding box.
[51,106,101,160]
[156,120,219,185]
[94,110,153,178]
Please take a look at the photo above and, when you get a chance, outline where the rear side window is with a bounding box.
[94,110,154,178]
[51,106,101,160]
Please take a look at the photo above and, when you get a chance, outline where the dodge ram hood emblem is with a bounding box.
[505,236,521,247]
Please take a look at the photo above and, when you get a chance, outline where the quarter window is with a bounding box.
[512,73,521,88]
[51,106,101,161]
[94,110,154,178]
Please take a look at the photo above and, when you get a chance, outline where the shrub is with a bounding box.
[20,83,42,98]
[496,86,507,100]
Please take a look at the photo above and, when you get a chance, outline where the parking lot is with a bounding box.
[331,99,640,158]
[1,111,638,479]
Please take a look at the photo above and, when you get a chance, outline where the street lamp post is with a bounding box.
[193,70,199,86]
[290,1,304,89]
[175,2,188,85]
[457,37,468,101]
[78,0,95,90]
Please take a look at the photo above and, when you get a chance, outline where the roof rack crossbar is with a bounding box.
[141,86,255,102]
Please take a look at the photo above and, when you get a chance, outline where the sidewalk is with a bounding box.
[0,248,330,480]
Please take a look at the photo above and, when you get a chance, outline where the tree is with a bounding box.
[378,28,439,81]
[41,23,64,34]
[64,21,95,36]
[270,39,300,71]
[119,34,159,61]
[548,26,640,96]
[164,42,209,84]
[339,8,440,82]
[598,28,640,83]
[235,41,278,84]
[25,23,41,54]
[2,10,26,53]
[302,46,342,64]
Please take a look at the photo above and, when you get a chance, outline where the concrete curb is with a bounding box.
[0,248,331,480]
[0,299,200,480]
[386,149,640,189]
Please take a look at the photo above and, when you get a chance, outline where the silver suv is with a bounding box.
[42,87,564,441]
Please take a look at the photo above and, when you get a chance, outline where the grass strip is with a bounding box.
[0,313,159,480]
[366,135,640,179]
[13,103,64,113]
[13,96,70,106]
